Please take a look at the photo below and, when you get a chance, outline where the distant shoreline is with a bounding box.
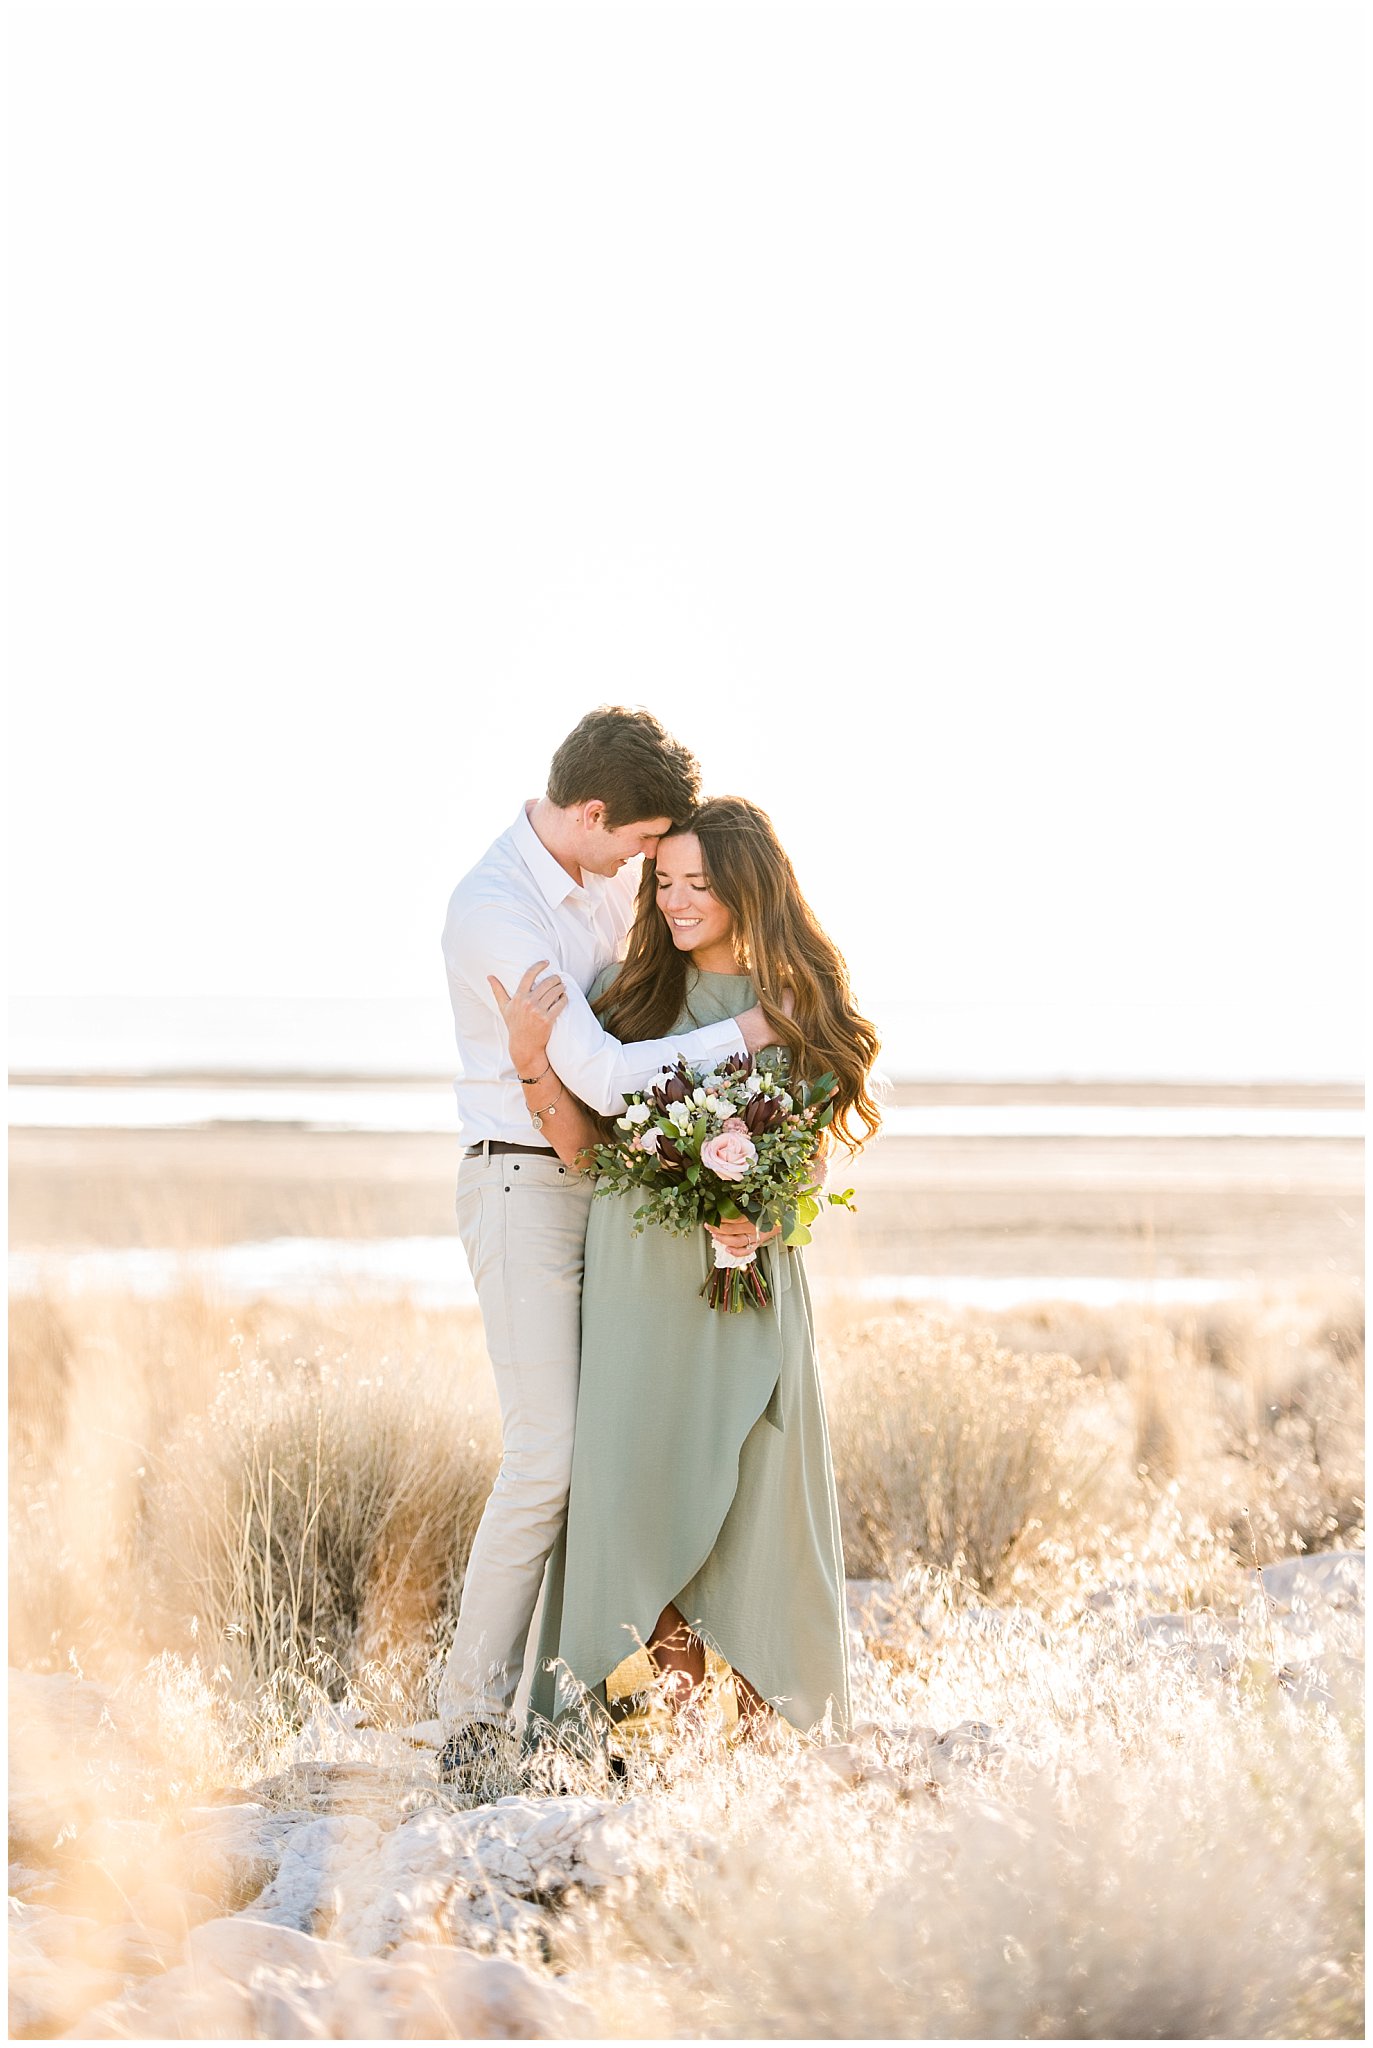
[11,1117,1362,1282]
[8,1072,1364,1111]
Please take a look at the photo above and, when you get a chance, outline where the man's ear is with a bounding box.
[582,799,608,832]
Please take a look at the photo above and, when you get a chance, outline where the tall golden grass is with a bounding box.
[9,1291,499,1690]
[9,1282,1363,1690]
[826,1316,1116,1587]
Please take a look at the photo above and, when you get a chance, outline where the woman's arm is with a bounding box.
[490,962,605,1172]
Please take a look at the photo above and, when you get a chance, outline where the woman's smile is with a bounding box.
[654,832,738,969]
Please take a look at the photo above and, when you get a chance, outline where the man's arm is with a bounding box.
[544,989,754,1115]
[449,901,773,1116]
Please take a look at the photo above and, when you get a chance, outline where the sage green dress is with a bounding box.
[528,967,851,1744]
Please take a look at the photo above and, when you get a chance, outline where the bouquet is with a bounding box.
[590,1050,855,1311]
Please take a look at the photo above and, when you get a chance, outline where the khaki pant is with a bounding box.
[437,1147,593,1731]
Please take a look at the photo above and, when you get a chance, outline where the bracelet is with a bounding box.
[516,1063,551,1086]
[530,1077,565,1134]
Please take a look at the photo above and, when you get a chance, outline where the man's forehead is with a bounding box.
[619,816,675,838]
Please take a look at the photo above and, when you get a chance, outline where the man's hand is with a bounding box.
[488,961,568,1074]
[736,985,795,1054]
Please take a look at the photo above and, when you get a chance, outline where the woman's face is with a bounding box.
[654,832,735,959]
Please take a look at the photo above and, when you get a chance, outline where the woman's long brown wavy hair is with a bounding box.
[594,796,882,1148]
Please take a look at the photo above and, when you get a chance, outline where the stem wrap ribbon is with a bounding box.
[702,1235,772,1311]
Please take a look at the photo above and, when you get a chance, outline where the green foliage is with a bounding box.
[592,1052,848,1250]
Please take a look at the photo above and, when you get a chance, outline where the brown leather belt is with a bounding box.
[463,1140,556,1159]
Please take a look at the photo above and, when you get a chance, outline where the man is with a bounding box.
[437,706,778,1788]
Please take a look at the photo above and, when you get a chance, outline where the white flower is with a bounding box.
[703,1095,724,1117]
[668,1101,692,1130]
[698,1073,722,1093]
[745,1073,764,1097]
[616,1115,634,1131]
[692,1087,707,1106]
[779,1092,793,1111]
[637,1125,662,1154]
[626,1101,652,1126]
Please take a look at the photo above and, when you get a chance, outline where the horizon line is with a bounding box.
[8,1067,1365,1093]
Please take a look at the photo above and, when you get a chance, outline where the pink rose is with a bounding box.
[721,1116,750,1135]
[700,1129,757,1181]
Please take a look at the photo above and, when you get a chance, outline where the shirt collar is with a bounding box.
[511,802,585,909]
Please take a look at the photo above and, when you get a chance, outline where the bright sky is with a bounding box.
[7,1,1365,1079]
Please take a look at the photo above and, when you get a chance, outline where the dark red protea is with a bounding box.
[717,1052,753,1080]
[655,1131,686,1172]
[650,1062,692,1112]
[742,1091,783,1135]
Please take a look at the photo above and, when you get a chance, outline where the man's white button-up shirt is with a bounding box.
[442,804,749,1147]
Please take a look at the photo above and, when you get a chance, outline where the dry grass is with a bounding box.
[10,1596,1363,2039]
[142,1349,499,1701]
[553,1688,1363,2038]
[826,1288,1364,1591]
[825,1314,1121,1590]
[8,1290,498,1688]
[10,1282,1363,1692]
[6,1278,1365,2039]
[10,1288,228,1673]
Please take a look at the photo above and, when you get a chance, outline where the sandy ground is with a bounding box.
[9,1080,1363,1285]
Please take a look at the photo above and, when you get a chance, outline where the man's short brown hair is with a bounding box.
[547,706,701,829]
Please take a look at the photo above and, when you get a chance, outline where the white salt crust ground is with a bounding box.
[8,1551,1363,2040]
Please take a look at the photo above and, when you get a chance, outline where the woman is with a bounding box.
[503,796,880,1750]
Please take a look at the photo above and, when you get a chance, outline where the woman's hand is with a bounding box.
[706,1217,783,1256]
[488,961,568,1075]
